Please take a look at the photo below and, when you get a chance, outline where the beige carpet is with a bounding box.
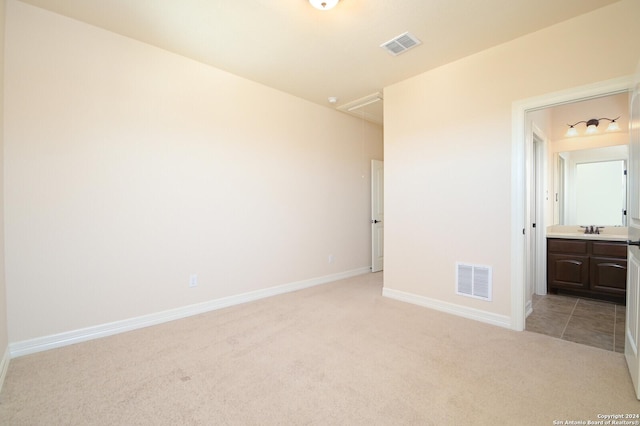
[0,272,638,425]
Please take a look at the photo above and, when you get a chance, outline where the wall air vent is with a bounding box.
[456,263,492,301]
[380,32,422,56]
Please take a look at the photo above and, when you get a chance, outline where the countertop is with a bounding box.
[546,225,628,242]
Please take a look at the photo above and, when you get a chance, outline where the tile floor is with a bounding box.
[526,293,625,353]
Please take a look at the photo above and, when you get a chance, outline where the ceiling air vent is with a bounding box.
[380,32,421,56]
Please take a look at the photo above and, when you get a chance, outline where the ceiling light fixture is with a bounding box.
[565,117,621,137]
[309,0,339,10]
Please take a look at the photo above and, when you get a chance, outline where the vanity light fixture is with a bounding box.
[309,0,339,10]
[565,116,621,137]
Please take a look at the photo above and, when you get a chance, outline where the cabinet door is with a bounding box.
[548,254,589,290]
[590,256,627,295]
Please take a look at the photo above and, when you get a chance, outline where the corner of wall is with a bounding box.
[0,0,10,393]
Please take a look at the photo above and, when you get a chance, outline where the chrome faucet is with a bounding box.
[580,225,605,234]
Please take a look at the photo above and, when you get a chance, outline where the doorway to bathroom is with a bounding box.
[523,91,630,352]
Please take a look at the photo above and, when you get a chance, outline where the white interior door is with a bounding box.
[534,135,547,296]
[626,64,640,400]
[371,160,384,272]
[524,131,536,309]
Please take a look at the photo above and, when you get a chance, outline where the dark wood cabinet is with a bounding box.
[547,238,626,303]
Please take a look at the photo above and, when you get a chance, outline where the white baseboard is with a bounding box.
[10,267,370,358]
[0,346,10,393]
[525,299,533,318]
[382,287,511,329]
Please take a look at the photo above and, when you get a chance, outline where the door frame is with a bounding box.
[511,75,633,331]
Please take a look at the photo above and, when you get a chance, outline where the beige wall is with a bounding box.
[384,0,640,318]
[4,1,383,343]
[0,0,8,366]
[551,131,629,154]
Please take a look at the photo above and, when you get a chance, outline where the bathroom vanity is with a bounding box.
[546,227,627,303]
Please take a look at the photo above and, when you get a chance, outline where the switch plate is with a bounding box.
[189,274,198,288]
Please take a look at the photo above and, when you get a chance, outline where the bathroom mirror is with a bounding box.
[556,145,627,226]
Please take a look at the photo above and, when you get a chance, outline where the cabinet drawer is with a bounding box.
[592,242,627,258]
[547,239,588,254]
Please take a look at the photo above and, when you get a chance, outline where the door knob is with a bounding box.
[628,240,640,246]
[371,219,381,224]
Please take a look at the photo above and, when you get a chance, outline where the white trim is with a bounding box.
[525,299,533,318]
[10,267,370,358]
[511,75,633,331]
[0,346,10,393]
[382,287,511,329]
[532,126,548,297]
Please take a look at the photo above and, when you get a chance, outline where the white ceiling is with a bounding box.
[17,0,621,124]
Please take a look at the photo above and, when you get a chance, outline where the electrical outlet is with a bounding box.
[189,274,198,288]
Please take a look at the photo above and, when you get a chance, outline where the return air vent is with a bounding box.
[380,32,422,56]
[456,263,492,301]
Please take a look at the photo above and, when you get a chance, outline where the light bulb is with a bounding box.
[585,124,598,134]
[309,0,339,10]
[566,126,578,137]
[607,120,620,132]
